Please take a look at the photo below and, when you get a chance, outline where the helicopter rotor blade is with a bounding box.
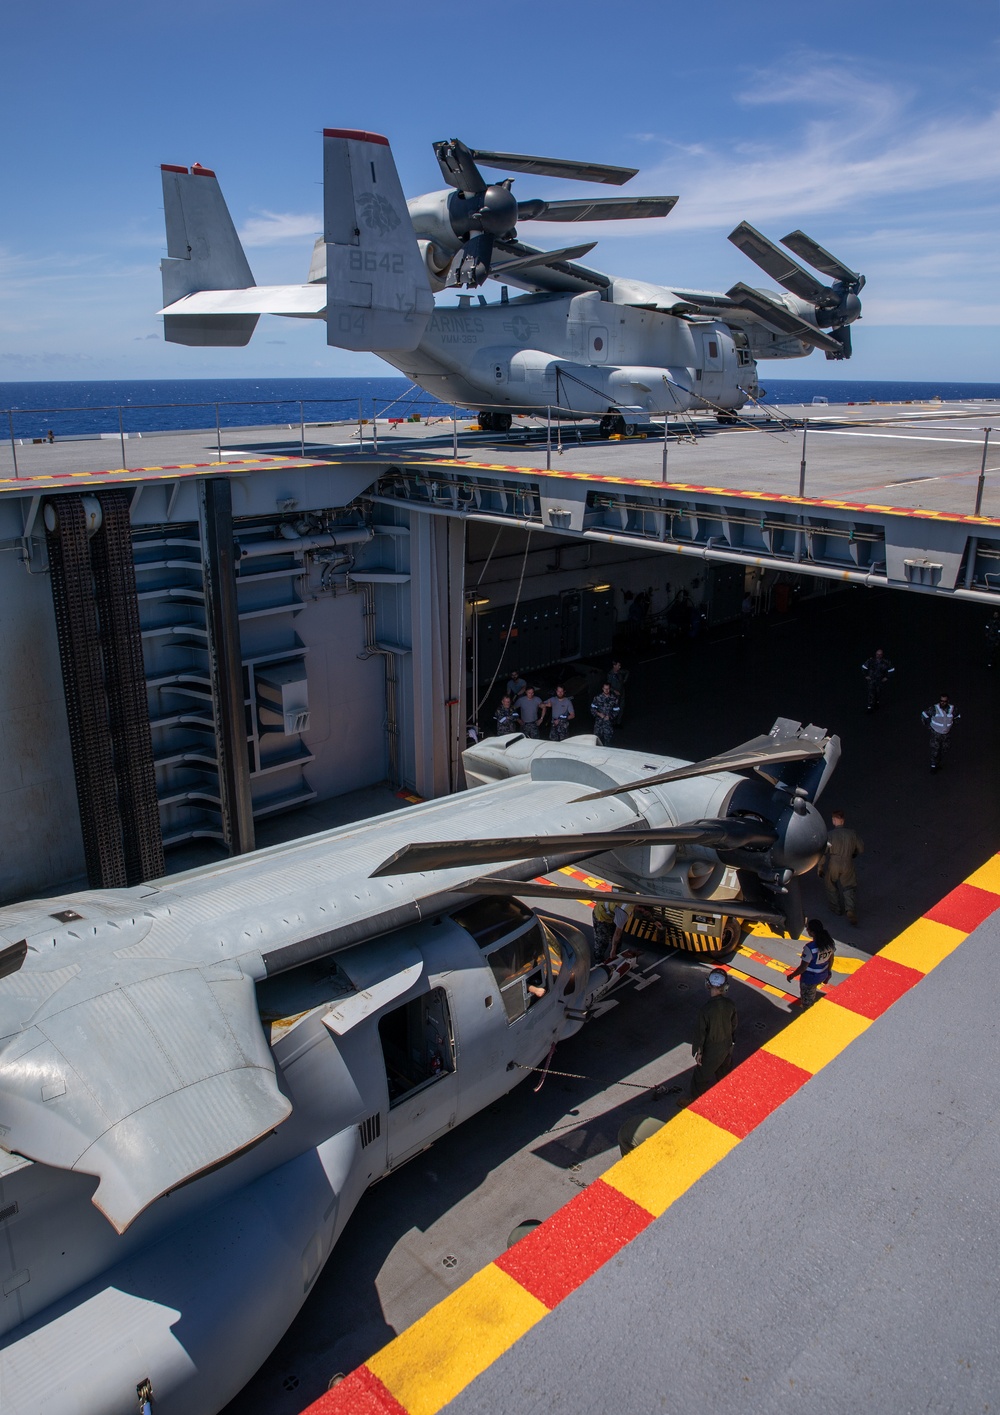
[489,241,598,276]
[433,138,487,193]
[728,222,831,305]
[470,150,638,185]
[517,195,678,223]
[450,877,786,926]
[370,818,778,878]
[781,230,864,289]
[725,284,845,356]
[571,738,824,803]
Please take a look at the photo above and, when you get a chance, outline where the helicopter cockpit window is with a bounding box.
[451,897,534,950]
[483,921,549,1023]
[378,987,454,1106]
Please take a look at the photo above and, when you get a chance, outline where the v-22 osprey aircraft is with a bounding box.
[158,129,866,434]
[0,721,838,1414]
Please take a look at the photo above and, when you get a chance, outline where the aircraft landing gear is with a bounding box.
[600,414,634,438]
[717,411,738,425]
[477,411,512,433]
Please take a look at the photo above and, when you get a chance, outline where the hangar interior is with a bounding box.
[0,461,833,904]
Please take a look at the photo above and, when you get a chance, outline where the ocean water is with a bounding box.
[0,376,997,442]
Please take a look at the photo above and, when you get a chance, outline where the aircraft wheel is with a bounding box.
[622,421,637,438]
[718,411,738,425]
[599,415,616,438]
[477,411,495,431]
[494,412,512,432]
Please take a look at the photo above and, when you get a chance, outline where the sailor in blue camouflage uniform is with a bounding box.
[787,918,836,1008]
[493,695,520,735]
[590,682,619,746]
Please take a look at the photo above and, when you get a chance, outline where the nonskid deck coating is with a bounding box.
[302,856,1000,1415]
[0,401,998,523]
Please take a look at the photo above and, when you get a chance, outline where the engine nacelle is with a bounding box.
[407,190,460,252]
[417,239,454,293]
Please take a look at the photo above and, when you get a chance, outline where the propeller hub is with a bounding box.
[772,801,827,874]
[448,185,518,239]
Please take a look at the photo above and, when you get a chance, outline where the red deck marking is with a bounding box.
[494,1179,652,1309]
[323,127,390,145]
[827,954,923,1020]
[301,1363,407,1415]
[924,881,1000,934]
[689,1048,810,1139]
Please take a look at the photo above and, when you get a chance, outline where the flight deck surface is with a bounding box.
[1,400,999,525]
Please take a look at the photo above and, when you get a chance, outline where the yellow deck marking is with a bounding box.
[762,998,871,1074]
[367,1264,546,1415]
[603,1108,738,1217]
[963,856,1000,896]
[878,916,965,975]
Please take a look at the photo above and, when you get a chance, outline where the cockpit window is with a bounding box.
[451,896,534,949]
[484,920,549,1023]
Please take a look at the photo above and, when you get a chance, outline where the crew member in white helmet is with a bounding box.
[921,693,960,772]
[689,969,738,1100]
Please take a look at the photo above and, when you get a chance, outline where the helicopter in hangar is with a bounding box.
[158,128,866,434]
[0,720,838,1414]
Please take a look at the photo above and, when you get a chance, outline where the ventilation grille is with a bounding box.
[0,1202,19,1223]
[358,1112,381,1148]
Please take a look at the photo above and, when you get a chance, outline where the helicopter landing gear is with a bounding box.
[477,411,512,433]
[600,414,632,438]
[717,411,738,425]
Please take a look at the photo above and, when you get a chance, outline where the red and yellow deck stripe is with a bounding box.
[3,451,999,530]
[301,852,1000,1415]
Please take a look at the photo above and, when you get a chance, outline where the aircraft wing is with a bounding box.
[160,285,326,318]
[0,953,291,1233]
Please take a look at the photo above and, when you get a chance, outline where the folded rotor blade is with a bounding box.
[492,238,612,290]
[452,877,786,926]
[370,819,776,878]
[433,138,487,192]
[781,230,863,288]
[490,242,598,276]
[729,222,830,305]
[572,739,824,802]
[471,150,637,185]
[518,196,678,223]
[726,284,844,356]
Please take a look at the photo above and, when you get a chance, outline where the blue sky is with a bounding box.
[2,0,997,382]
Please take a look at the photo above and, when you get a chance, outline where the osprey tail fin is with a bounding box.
[159,163,259,346]
[323,128,433,352]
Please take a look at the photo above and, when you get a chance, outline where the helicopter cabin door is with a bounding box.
[699,328,724,402]
[380,986,458,1168]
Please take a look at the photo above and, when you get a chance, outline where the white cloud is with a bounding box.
[240,210,320,247]
[569,67,1000,236]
